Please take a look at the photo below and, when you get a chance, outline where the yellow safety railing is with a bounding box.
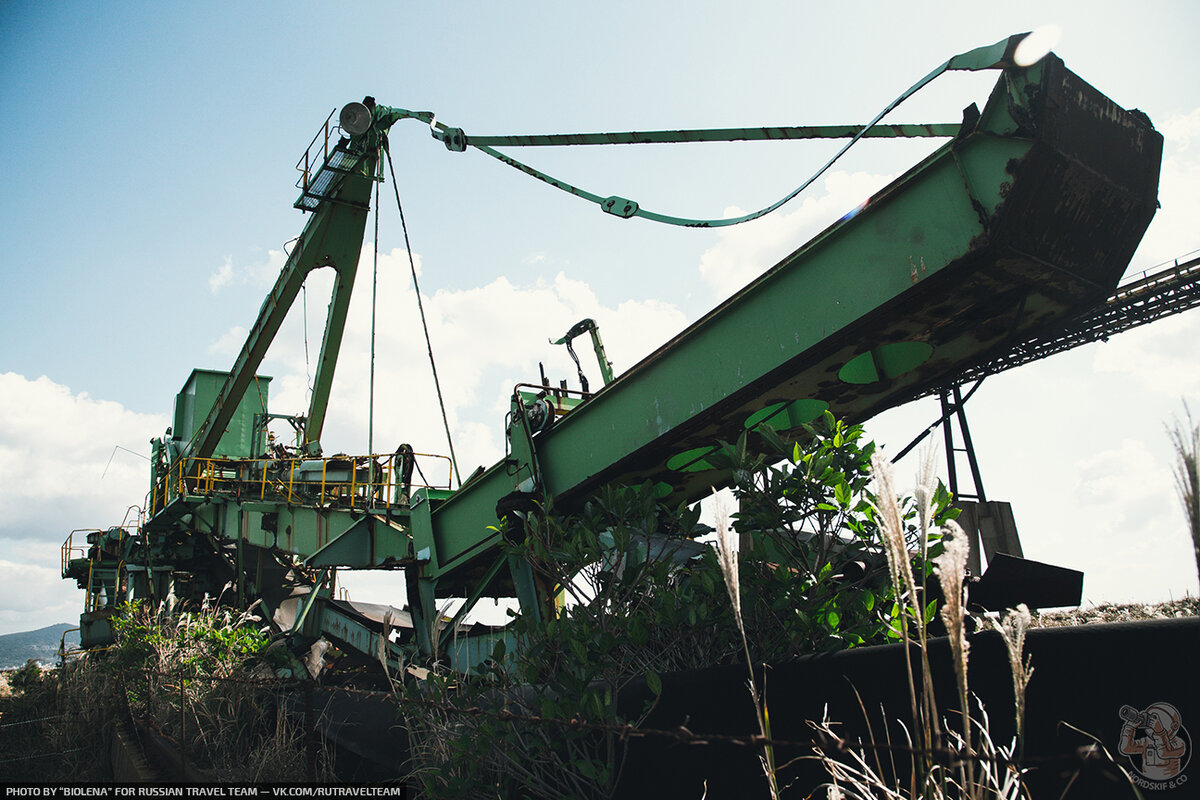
[58,627,83,662]
[62,529,91,577]
[84,559,98,612]
[295,108,337,194]
[150,451,453,516]
[62,525,134,613]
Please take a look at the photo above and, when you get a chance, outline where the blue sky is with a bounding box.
[1,2,1198,633]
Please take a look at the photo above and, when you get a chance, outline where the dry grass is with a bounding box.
[0,603,332,782]
[713,494,780,800]
[1031,597,1199,628]
[809,449,1032,799]
[109,602,330,782]
[1167,403,1200,589]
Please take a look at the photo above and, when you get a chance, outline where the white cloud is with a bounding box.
[208,256,234,292]
[0,555,84,635]
[1093,311,1200,397]
[207,325,249,358]
[1130,107,1200,268]
[255,250,689,474]
[1158,107,1200,152]
[208,249,287,293]
[0,374,166,634]
[697,170,896,299]
[1072,438,1172,518]
[1065,437,1194,605]
[0,374,166,539]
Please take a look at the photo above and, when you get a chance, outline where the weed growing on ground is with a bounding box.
[1,601,326,782]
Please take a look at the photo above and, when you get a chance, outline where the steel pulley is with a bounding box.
[523,396,555,434]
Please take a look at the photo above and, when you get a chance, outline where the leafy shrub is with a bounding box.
[9,659,44,692]
[399,414,956,798]
[730,414,956,652]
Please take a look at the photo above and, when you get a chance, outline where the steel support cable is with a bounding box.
[369,174,380,460]
[0,713,71,728]
[0,748,85,765]
[382,34,1027,229]
[302,283,312,403]
[891,378,987,464]
[285,234,315,403]
[427,117,947,228]
[461,124,961,148]
[384,145,462,487]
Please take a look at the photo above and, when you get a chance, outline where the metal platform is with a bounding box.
[293,109,379,212]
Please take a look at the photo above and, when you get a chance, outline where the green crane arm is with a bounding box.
[408,46,1162,603]
[187,105,401,460]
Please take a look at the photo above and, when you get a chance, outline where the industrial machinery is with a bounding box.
[64,33,1163,673]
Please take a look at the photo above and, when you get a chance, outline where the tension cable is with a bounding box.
[369,175,380,459]
[384,145,462,488]
[379,33,1035,228]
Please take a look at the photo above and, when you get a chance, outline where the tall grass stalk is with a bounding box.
[713,493,780,800]
[933,520,972,790]
[992,605,1033,762]
[1167,403,1200,591]
[812,451,1036,800]
[871,450,941,790]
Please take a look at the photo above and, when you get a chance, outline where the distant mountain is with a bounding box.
[0,624,80,669]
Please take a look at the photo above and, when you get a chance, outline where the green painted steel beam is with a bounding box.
[414,53,1161,595]
[303,255,360,453]
[187,168,375,460]
[459,123,961,148]
[229,503,412,568]
[306,598,408,673]
[306,513,411,568]
[186,106,407,461]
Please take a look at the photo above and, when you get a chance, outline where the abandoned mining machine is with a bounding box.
[63,33,1166,675]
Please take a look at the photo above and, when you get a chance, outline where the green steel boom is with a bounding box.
[186,107,404,461]
[394,48,1162,657]
[64,35,1161,670]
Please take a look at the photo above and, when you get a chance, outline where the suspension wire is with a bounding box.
[369,171,379,461]
[252,375,267,413]
[385,34,1020,229]
[101,445,151,479]
[384,145,462,488]
[302,283,312,404]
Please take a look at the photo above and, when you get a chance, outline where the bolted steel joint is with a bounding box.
[439,127,468,152]
[601,195,639,218]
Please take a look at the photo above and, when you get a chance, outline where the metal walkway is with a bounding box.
[927,251,1200,392]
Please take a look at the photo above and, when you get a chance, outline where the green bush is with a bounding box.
[724,413,955,654]
[399,414,956,798]
[9,658,44,692]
